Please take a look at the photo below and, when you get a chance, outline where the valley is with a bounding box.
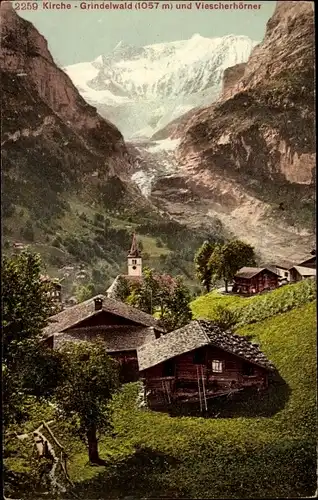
[1,0,315,300]
[2,2,317,499]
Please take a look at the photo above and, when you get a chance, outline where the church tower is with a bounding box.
[127,232,142,277]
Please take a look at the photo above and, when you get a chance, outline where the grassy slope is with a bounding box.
[191,280,316,324]
[67,297,316,498]
[5,289,316,498]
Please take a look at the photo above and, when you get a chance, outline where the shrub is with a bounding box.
[212,304,239,330]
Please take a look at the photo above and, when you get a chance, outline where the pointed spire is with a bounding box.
[128,232,141,258]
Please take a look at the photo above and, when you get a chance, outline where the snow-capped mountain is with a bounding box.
[65,34,258,139]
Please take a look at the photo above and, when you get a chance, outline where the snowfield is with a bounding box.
[64,34,258,138]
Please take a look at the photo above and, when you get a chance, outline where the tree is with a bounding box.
[74,283,95,303]
[127,268,192,332]
[55,342,120,465]
[2,252,54,365]
[127,267,161,314]
[194,241,216,293]
[159,277,193,332]
[115,275,131,301]
[209,240,256,292]
[2,251,62,425]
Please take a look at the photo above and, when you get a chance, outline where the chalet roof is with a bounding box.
[43,295,163,337]
[290,266,316,277]
[52,325,157,352]
[297,255,316,267]
[235,267,279,279]
[137,320,275,372]
[40,274,61,286]
[273,260,295,270]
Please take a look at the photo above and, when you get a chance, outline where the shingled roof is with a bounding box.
[290,266,316,277]
[52,325,157,352]
[43,295,163,337]
[235,267,279,279]
[297,255,316,267]
[137,320,275,372]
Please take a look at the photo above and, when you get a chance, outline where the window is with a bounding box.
[132,259,137,265]
[211,360,223,373]
[242,362,255,376]
[284,272,288,278]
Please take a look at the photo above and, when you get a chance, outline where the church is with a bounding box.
[106,233,144,299]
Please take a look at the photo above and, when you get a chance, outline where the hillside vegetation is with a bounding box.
[3,204,220,298]
[67,303,317,498]
[5,287,316,499]
[191,279,316,325]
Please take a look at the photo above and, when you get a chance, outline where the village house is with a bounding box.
[296,254,316,269]
[289,265,316,283]
[137,320,275,411]
[232,267,279,295]
[42,295,164,383]
[40,274,62,305]
[267,260,294,283]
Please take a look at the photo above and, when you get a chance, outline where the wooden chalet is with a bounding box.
[296,254,316,269]
[42,295,164,383]
[267,260,294,283]
[289,265,316,283]
[232,267,279,295]
[137,320,275,411]
[40,274,62,304]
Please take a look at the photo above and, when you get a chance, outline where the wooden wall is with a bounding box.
[142,346,268,387]
[234,271,278,294]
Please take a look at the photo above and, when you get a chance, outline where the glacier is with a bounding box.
[64,34,258,139]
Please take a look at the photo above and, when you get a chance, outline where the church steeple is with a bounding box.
[127,233,142,276]
[128,232,141,258]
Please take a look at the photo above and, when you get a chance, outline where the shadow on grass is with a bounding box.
[154,371,291,419]
[66,445,188,499]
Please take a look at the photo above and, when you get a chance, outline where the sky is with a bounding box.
[19,0,277,66]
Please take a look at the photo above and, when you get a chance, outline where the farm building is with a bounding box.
[289,266,316,283]
[296,254,316,269]
[137,320,275,411]
[42,295,164,383]
[267,260,294,283]
[40,274,62,305]
[232,267,279,295]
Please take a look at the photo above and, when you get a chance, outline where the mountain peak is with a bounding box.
[114,40,135,51]
[66,33,257,138]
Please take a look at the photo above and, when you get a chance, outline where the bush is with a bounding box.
[212,304,239,330]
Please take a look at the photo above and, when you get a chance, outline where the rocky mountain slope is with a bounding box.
[65,34,257,139]
[1,3,224,297]
[143,1,315,262]
[1,1,150,221]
